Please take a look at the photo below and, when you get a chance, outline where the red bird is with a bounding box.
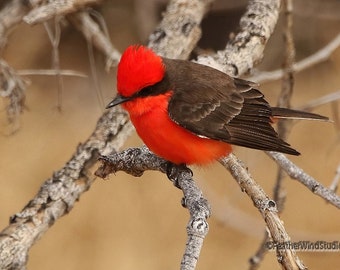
[107,45,328,165]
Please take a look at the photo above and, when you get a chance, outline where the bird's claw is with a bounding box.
[165,162,192,189]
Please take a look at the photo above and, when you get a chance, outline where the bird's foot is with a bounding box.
[165,162,192,189]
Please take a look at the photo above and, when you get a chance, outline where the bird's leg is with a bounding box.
[166,161,193,189]
[166,162,193,208]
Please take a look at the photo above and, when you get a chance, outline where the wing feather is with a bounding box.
[164,58,299,155]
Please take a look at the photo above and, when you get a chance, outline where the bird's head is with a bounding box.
[106,45,165,109]
[117,45,165,97]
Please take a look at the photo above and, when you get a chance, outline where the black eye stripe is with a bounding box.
[137,85,158,97]
[133,73,171,99]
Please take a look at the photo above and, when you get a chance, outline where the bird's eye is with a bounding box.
[137,86,154,97]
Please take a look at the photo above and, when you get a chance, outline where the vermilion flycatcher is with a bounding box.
[107,45,328,165]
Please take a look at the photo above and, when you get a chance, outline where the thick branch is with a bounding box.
[197,0,281,75]
[23,0,101,24]
[0,108,133,269]
[95,146,210,270]
[0,0,30,48]
[148,0,214,59]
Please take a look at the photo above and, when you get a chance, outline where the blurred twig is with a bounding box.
[68,10,121,70]
[18,69,87,77]
[0,59,27,134]
[248,32,340,83]
[329,163,340,193]
[297,90,340,111]
[43,17,64,111]
[267,152,340,209]
[23,0,102,24]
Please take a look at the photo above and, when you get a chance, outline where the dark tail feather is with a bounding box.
[271,107,330,121]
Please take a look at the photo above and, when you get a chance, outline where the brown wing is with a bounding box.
[164,58,300,155]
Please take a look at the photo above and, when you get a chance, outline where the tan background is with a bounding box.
[0,1,340,269]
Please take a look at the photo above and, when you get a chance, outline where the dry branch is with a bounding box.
[250,2,296,268]
[267,152,340,209]
[219,154,307,270]
[68,11,121,70]
[148,0,214,58]
[95,146,210,270]
[197,0,280,76]
[248,32,340,83]
[0,0,30,48]
[23,0,101,24]
[0,59,27,134]
[0,108,133,269]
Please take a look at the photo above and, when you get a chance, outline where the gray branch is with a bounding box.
[219,154,307,270]
[148,0,214,59]
[0,108,134,269]
[95,146,210,270]
[68,10,121,70]
[267,152,340,209]
[196,0,280,76]
[23,0,101,24]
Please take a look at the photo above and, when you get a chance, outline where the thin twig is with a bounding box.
[267,152,340,209]
[86,37,105,109]
[248,32,340,83]
[0,59,27,134]
[329,163,340,193]
[43,18,64,111]
[219,154,306,270]
[68,10,121,70]
[297,90,340,111]
[17,69,87,77]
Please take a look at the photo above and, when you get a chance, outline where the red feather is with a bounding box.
[117,45,165,97]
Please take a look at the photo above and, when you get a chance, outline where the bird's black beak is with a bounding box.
[106,94,131,109]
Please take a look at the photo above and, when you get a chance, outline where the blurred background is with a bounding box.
[0,0,340,269]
